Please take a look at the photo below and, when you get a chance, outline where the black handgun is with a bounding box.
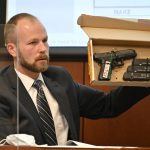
[93,49,137,80]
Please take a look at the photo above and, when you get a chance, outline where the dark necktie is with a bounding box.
[33,80,58,145]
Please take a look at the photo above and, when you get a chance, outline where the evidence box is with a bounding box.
[77,14,150,87]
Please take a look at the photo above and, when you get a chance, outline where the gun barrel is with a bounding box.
[115,49,137,60]
[93,49,137,63]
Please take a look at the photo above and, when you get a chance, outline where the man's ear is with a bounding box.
[6,43,17,57]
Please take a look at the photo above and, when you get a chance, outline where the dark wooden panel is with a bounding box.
[82,62,150,147]
[0,47,13,67]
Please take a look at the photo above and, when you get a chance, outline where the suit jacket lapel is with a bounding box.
[43,75,78,139]
[5,66,45,134]
[18,82,43,125]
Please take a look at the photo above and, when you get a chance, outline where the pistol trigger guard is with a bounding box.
[120,59,124,66]
[115,59,124,67]
[112,60,118,68]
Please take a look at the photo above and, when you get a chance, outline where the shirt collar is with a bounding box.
[15,69,45,92]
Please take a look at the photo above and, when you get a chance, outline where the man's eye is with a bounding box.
[43,39,48,43]
[29,41,37,45]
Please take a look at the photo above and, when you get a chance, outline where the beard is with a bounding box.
[17,50,49,73]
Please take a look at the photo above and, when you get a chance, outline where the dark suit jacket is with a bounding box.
[0,65,149,145]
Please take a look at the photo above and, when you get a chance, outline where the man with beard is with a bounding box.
[0,13,149,146]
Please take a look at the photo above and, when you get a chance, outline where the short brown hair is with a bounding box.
[4,13,38,45]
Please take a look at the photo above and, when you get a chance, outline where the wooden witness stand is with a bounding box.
[1,146,150,150]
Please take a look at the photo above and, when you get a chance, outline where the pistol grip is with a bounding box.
[99,61,112,80]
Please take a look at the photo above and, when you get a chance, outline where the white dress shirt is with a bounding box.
[15,70,69,145]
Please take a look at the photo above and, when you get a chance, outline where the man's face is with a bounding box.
[15,19,49,73]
